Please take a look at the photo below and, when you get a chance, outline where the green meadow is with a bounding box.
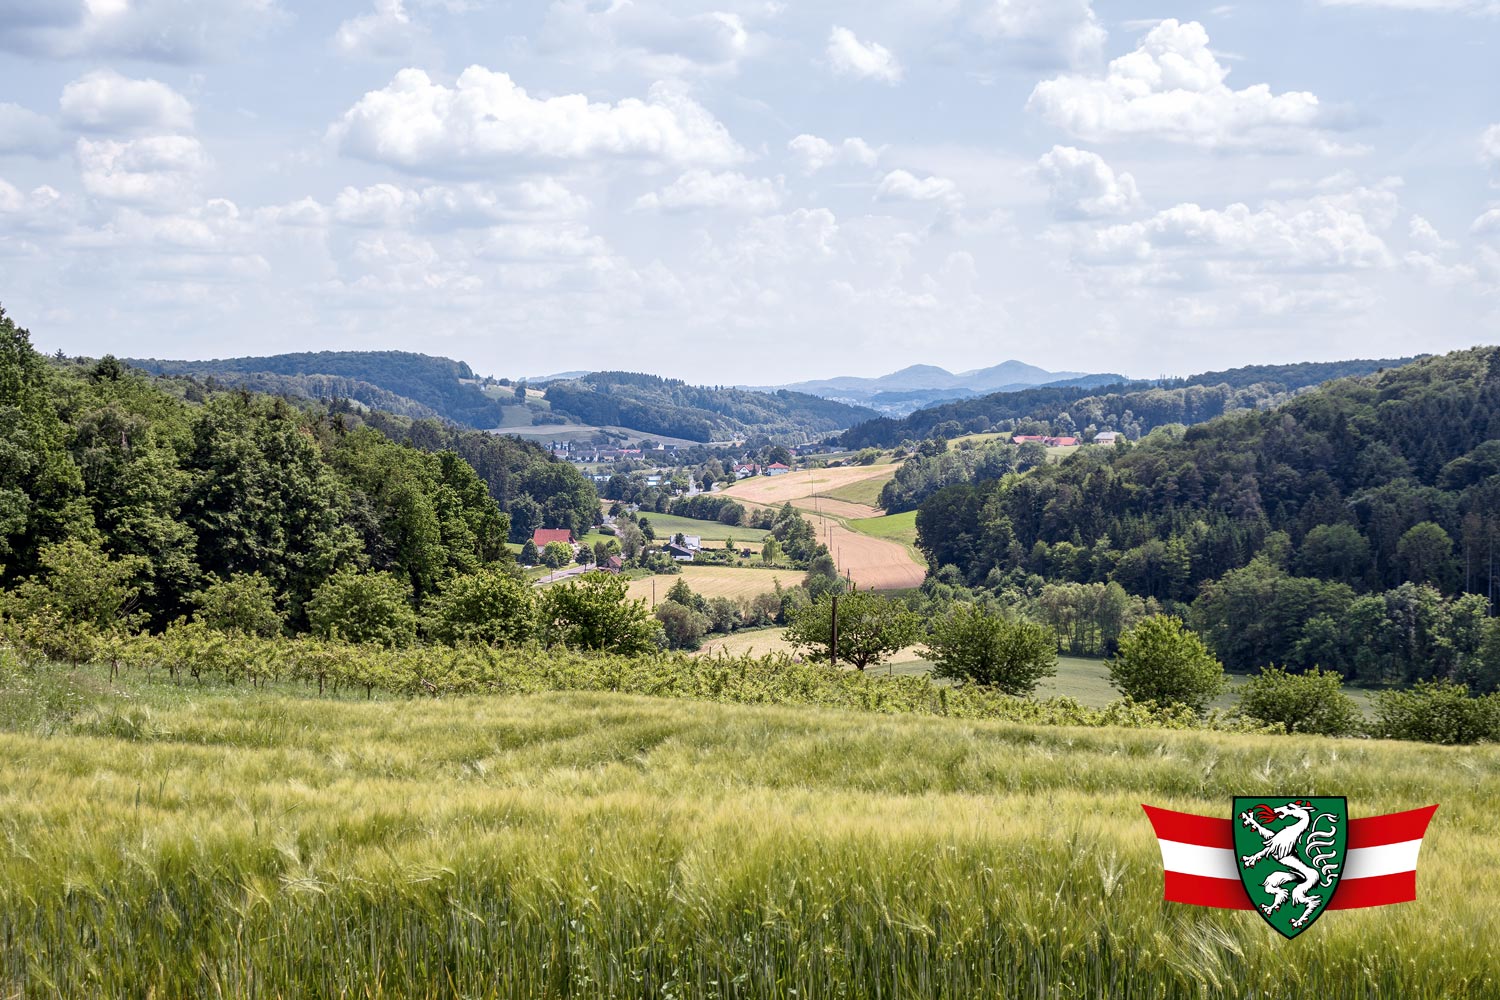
[638,513,773,544]
[1,659,1495,999]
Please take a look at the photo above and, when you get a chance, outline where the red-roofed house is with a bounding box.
[532,528,575,548]
[765,462,791,476]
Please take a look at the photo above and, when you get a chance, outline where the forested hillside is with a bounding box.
[916,348,1500,686]
[128,351,510,428]
[543,372,878,442]
[1,309,594,629]
[840,357,1417,448]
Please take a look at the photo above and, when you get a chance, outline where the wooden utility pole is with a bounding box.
[829,593,839,668]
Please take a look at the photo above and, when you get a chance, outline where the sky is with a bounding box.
[1,1,1498,384]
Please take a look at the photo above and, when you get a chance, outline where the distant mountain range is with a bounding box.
[757,361,1128,416]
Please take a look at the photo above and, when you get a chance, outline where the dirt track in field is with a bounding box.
[719,466,926,591]
[798,496,881,521]
[807,511,926,590]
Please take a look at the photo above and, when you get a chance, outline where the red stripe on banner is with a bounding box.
[1349,806,1438,849]
[1163,871,1253,909]
[1328,871,1417,909]
[1144,804,1438,851]
[1164,870,1418,910]
[1141,805,1234,848]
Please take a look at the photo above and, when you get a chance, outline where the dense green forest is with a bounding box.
[2,310,595,630]
[543,372,878,442]
[127,351,511,428]
[839,357,1416,448]
[915,348,1500,687]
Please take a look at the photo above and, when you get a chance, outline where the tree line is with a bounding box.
[913,347,1500,689]
[0,307,597,633]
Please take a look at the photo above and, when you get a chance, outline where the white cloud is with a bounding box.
[876,169,961,206]
[634,169,782,213]
[331,67,744,173]
[1408,214,1455,251]
[1404,250,1477,285]
[1069,181,1401,280]
[826,27,903,84]
[1482,124,1500,174]
[76,135,210,209]
[1403,216,1473,284]
[259,196,328,229]
[0,0,284,62]
[479,224,611,262]
[1473,207,1500,236]
[330,179,589,228]
[0,103,65,155]
[787,133,879,173]
[542,2,754,77]
[334,0,423,59]
[0,178,67,229]
[975,0,1106,66]
[1028,20,1354,153]
[1036,146,1142,218]
[59,70,194,134]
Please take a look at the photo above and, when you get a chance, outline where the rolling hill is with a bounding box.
[126,351,511,428]
[839,356,1420,448]
[541,371,878,443]
[762,360,1126,415]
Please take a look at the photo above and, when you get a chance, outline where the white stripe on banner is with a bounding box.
[1344,839,1423,879]
[1157,839,1424,882]
[1158,840,1238,880]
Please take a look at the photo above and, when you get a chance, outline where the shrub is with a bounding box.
[423,568,535,646]
[194,572,284,638]
[784,591,921,671]
[306,568,418,647]
[1372,680,1500,745]
[705,597,739,634]
[1237,666,1362,736]
[539,572,657,655]
[925,605,1057,696]
[1107,614,1227,713]
[655,602,709,651]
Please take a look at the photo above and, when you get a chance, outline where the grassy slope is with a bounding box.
[0,671,1493,999]
[815,465,896,507]
[846,509,926,567]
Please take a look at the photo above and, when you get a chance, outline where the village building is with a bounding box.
[531,528,575,549]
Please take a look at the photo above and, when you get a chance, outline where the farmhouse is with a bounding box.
[765,462,791,476]
[532,528,575,548]
[664,543,695,561]
[734,463,759,479]
[1092,431,1124,445]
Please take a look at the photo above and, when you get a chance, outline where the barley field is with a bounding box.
[1,661,1497,999]
[625,565,802,603]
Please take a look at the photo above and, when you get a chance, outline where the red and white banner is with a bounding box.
[1142,804,1438,909]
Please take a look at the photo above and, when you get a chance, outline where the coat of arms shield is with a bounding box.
[1232,796,1348,938]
